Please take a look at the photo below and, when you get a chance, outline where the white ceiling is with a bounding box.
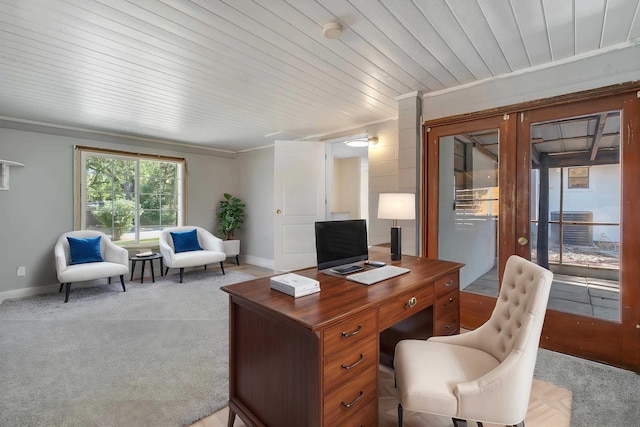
[1,0,639,152]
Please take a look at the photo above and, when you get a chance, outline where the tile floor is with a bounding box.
[464,267,620,321]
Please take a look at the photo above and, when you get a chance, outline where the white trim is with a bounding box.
[395,91,420,101]
[0,116,236,155]
[422,40,640,99]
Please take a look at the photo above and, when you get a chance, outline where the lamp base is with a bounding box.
[390,226,401,261]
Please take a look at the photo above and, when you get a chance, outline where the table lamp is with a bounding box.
[377,193,415,261]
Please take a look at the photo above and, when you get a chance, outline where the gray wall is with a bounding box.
[237,147,275,268]
[0,126,237,295]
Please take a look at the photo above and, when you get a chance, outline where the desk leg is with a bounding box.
[150,259,155,283]
[130,261,136,281]
[226,408,236,427]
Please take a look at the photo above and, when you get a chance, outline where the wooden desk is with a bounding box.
[221,255,463,427]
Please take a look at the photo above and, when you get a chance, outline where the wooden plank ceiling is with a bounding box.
[0,0,638,152]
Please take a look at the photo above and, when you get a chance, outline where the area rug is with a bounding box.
[0,269,255,427]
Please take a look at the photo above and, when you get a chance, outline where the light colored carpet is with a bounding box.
[0,269,254,427]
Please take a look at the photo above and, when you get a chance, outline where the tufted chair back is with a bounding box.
[477,255,553,362]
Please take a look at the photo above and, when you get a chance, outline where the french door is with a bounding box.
[425,91,640,371]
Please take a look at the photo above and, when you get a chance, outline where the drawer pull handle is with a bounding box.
[406,296,417,309]
[444,297,454,307]
[445,320,457,329]
[443,280,454,287]
[341,325,362,337]
[341,390,364,408]
[341,354,364,370]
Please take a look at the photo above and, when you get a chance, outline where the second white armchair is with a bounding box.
[159,226,226,283]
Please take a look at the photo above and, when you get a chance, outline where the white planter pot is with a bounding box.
[222,240,240,265]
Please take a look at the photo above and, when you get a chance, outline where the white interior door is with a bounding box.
[274,140,325,271]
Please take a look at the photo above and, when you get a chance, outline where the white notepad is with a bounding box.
[346,265,410,285]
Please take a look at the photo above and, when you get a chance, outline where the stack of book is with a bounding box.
[270,273,320,298]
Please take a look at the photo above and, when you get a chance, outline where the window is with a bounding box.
[568,166,589,189]
[76,147,185,245]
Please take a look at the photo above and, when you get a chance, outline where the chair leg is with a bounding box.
[452,419,468,427]
[120,275,126,292]
[179,268,184,283]
[204,265,207,270]
[64,283,71,303]
[397,403,403,427]
[235,255,240,265]
[513,422,525,427]
[59,283,63,292]
[220,262,225,275]
[165,266,169,276]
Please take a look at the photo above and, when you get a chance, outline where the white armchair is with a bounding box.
[55,230,129,303]
[159,226,226,283]
[394,255,553,427]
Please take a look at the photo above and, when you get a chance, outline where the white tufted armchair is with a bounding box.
[394,255,553,427]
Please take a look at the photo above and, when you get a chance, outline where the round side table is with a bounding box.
[129,253,163,283]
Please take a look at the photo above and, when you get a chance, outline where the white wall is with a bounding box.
[423,43,640,120]
[546,164,621,242]
[0,126,237,295]
[332,157,361,219]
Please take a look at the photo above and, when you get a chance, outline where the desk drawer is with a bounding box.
[333,397,377,427]
[435,289,459,320]
[324,309,377,356]
[324,333,377,394]
[323,362,377,427]
[378,284,434,331]
[435,272,459,297]
[435,309,459,336]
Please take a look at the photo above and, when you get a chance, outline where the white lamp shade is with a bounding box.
[378,193,415,220]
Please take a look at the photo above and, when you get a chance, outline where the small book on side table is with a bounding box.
[270,273,320,297]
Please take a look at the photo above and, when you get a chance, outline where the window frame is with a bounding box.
[74,146,187,247]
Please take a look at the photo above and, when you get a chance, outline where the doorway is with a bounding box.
[325,136,369,223]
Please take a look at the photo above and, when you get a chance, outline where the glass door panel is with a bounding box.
[529,111,621,321]
[438,129,500,297]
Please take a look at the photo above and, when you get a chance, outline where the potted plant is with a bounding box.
[217,193,245,264]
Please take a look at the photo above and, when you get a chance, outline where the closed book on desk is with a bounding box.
[270,273,320,297]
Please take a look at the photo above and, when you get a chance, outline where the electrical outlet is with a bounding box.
[17,266,26,276]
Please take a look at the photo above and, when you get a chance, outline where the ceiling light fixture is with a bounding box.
[323,22,343,39]
[345,136,378,147]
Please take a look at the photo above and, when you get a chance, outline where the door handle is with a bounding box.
[518,237,529,246]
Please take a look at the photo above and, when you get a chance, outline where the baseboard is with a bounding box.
[0,279,116,303]
[242,255,275,270]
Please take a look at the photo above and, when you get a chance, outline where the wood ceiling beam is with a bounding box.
[531,131,619,145]
[531,148,619,169]
[590,112,609,161]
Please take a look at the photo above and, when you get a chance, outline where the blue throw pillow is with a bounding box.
[170,229,203,253]
[67,236,103,265]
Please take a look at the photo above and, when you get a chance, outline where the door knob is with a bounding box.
[518,237,529,246]
[276,209,281,214]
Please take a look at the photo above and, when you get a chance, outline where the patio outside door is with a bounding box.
[516,93,640,371]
